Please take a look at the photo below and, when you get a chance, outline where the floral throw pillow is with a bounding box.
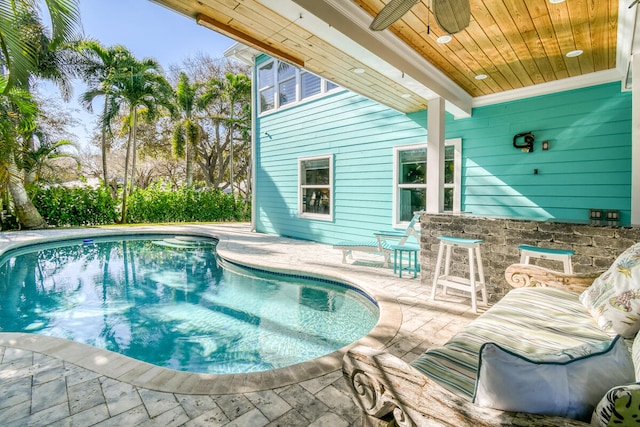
[580,242,640,338]
[590,383,640,427]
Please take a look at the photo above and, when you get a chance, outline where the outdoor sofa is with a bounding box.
[343,242,640,426]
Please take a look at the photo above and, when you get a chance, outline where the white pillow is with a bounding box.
[580,242,640,338]
[473,336,634,421]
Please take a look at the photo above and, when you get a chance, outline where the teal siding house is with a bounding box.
[243,52,632,245]
[204,0,640,246]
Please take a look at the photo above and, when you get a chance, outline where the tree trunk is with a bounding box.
[120,116,133,224]
[129,109,138,196]
[186,134,193,188]
[7,156,46,229]
[101,94,110,194]
[24,133,37,185]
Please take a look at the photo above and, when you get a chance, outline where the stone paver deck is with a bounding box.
[0,223,480,426]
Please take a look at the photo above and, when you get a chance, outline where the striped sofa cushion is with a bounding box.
[411,287,613,399]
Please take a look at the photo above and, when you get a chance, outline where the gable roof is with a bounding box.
[151,0,638,117]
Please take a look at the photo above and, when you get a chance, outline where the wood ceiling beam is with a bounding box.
[196,13,305,67]
[291,0,472,117]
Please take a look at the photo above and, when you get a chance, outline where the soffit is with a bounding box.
[151,0,432,113]
[353,0,620,97]
[150,0,635,116]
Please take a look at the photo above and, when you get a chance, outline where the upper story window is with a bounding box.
[394,138,462,224]
[258,59,340,114]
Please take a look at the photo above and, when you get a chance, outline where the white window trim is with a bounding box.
[257,60,276,114]
[392,138,462,226]
[257,58,342,116]
[298,154,334,221]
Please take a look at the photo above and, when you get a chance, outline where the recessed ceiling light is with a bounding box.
[352,68,366,74]
[566,49,583,58]
[401,93,412,98]
[475,74,488,80]
[549,0,565,3]
[437,35,452,44]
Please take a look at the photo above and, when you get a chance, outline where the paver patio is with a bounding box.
[0,223,480,426]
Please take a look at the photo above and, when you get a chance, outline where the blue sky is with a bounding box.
[40,0,237,149]
[79,0,235,71]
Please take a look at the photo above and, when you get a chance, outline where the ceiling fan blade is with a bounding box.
[433,0,470,34]
[369,0,420,31]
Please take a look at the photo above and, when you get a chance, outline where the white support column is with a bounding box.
[632,53,640,226]
[426,97,446,213]
[251,56,258,231]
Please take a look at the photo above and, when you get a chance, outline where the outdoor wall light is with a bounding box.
[513,132,534,152]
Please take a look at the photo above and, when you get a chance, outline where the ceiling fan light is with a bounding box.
[370,0,420,31]
[433,0,471,34]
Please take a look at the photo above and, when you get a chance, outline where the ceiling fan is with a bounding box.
[369,0,470,35]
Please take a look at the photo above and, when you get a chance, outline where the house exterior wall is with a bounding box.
[441,83,632,223]
[255,74,632,244]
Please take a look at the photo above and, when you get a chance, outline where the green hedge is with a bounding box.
[126,184,249,223]
[30,186,118,227]
[28,184,250,227]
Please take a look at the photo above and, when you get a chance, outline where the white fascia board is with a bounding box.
[224,43,261,65]
[261,0,472,118]
[472,69,623,108]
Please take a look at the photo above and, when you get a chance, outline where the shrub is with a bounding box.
[126,183,250,224]
[30,185,118,227]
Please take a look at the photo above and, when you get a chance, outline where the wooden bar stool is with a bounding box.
[431,236,488,312]
[517,244,575,274]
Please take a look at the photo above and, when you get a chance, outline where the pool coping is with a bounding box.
[0,225,403,394]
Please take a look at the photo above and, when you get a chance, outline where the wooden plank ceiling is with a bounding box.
[151,0,620,113]
[354,0,618,97]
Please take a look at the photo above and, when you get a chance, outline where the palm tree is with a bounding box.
[77,41,135,191]
[20,139,79,184]
[106,56,174,223]
[221,73,251,195]
[0,0,81,229]
[200,72,251,194]
[172,72,202,188]
[0,85,45,228]
[0,0,81,93]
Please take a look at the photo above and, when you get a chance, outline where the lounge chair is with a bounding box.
[333,214,421,267]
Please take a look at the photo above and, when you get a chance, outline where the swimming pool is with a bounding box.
[0,234,379,374]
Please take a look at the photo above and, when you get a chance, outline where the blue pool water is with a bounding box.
[0,235,379,374]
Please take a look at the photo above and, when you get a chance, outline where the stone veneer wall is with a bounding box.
[420,213,640,302]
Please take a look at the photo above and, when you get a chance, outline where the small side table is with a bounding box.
[391,243,420,278]
[518,244,575,274]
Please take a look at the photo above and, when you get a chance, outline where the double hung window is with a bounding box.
[299,155,333,220]
[394,138,461,223]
